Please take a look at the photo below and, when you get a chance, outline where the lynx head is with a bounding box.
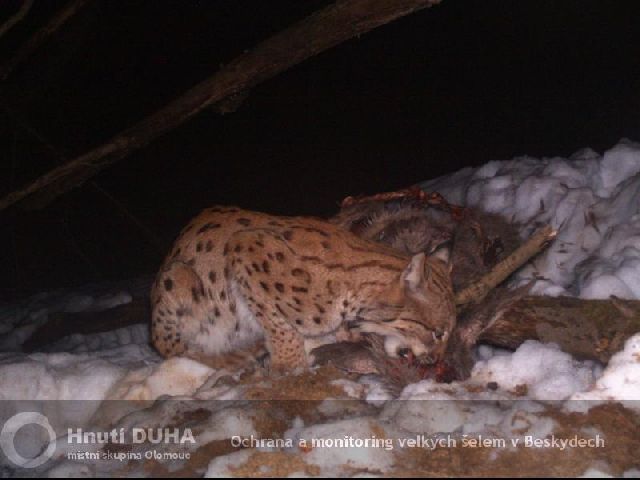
[354,245,456,364]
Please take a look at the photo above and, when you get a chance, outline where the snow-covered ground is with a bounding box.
[424,138,640,300]
[1,140,639,477]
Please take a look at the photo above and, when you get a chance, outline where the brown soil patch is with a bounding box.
[393,403,639,477]
[227,451,321,477]
[243,365,351,401]
[105,368,639,477]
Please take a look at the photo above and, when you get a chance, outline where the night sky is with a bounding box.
[0,0,639,299]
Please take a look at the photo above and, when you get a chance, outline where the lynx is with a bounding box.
[150,206,455,372]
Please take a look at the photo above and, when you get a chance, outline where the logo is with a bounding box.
[1,412,56,468]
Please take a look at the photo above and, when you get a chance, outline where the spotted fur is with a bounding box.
[150,206,456,372]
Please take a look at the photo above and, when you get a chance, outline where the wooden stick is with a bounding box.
[455,225,557,306]
[0,0,441,213]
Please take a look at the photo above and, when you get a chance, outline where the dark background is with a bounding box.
[0,0,638,300]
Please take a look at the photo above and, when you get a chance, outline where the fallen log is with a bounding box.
[22,297,149,352]
[480,294,640,364]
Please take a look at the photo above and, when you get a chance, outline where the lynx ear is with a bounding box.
[429,243,451,264]
[402,252,428,293]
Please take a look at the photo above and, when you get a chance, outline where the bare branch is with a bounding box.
[0,0,35,40]
[0,0,88,80]
[0,0,441,213]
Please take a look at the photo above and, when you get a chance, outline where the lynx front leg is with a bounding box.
[151,261,209,358]
[262,318,309,374]
[225,229,315,373]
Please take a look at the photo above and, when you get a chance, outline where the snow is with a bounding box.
[197,407,258,446]
[570,333,640,409]
[0,278,150,353]
[0,349,129,401]
[1,140,639,476]
[205,450,252,477]
[580,466,614,478]
[423,138,640,299]
[381,379,557,442]
[106,355,215,401]
[360,375,394,404]
[471,340,599,400]
[382,381,469,434]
